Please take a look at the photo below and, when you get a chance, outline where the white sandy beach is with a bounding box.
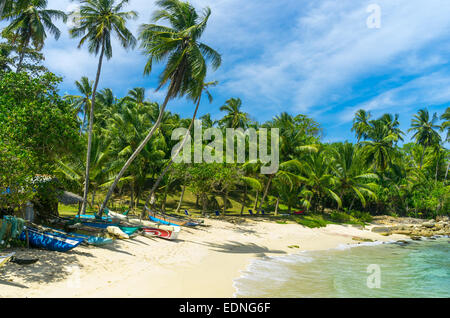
[0,218,407,298]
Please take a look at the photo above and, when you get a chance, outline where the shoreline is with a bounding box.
[0,218,411,298]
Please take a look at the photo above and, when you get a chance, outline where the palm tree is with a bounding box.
[440,107,450,180]
[66,76,93,135]
[142,80,217,213]
[3,0,67,72]
[408,109,442,169]
[56,134,112,209]
[99,0,221,215]
[69,0,137,215]
[330,142,378,209]
[440,107,449,143]
[0,0,14,18]
[352,109,371,142]
[219,98,249,129]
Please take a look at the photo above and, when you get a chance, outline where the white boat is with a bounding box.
[0,252,15,268]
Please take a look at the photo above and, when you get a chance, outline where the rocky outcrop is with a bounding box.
[371,216,450,238]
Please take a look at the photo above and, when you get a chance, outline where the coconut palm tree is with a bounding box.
[219,98,249,129]
[408,109,442,169]
[3,0,67,72]
[99,0,221,215]
[329,142,378,209]
[56,134,113,208]
[0,0,14,18]
[142,80,217,213]
[440,107,449,143]
[65,77,93,135]
[69,0,137,215]
[352,109,372,142]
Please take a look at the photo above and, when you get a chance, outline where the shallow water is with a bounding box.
[234,237,450,298]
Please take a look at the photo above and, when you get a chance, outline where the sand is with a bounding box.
[0,218,407,298]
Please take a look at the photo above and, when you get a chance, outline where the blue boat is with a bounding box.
[44,227,113,246]
[19,227,83,252]
[78,214,113,221]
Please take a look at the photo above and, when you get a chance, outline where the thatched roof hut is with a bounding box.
[58,191,83,205]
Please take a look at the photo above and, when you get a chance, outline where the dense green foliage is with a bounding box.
[0,72,79,209]
[0,0,448,221]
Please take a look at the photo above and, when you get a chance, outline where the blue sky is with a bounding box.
[40,0,450,144]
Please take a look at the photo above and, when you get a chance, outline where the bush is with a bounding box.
[330,211,365,226]
[295,215,330,228]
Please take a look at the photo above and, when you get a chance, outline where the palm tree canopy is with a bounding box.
[440,107,449,142]
[3,0,67,50]
[69,0,138,60]
[219,97,249,129]
[138,0,221,100]
[408,108,442,148]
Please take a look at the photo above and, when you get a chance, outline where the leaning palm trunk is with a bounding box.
[240,185,247,215]
[253,190,259,210]
[445,161,449,181]
[258,175,273,213]
[99,93,171,216]
[141,95,202,216]
[80,43,105,215]
[175,185,186,213]
[274,196,280,216]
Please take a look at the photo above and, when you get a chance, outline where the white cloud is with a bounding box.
[217,0,450,113]
[338,72,450,123]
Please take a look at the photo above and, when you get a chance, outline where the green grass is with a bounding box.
[58,188,372,228]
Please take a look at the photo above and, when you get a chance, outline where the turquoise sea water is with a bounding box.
[234,237,450,298]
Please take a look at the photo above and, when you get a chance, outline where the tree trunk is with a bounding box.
[175,185,186,213]
[240,186,247,216]
[80,41,105,215]
[16,36,30,73]
[142,94,202,216]
[91,188,96,208]
[161,186,168,213]
[419,145,426,169]
[445,161,450,181]
[258,175,273,213]
[222,193,228,216]
[196,195,199,207]
[253,190,259,210]
[100,91,172,216]
[201,194,208,216]
[135,190,140,211]
[129,186,134,210]
[274,196,280,216]
[80,108,87,136]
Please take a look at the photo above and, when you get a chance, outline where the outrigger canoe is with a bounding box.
[42,226,113,247]
[146,208,201,227]
[19,227,83,252]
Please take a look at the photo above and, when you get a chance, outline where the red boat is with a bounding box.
[142,226,180,240]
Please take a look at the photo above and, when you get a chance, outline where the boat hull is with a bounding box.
[147,209,200,227]
[0,252,15,267]
[142,226,180,240]
[19,227,83,252]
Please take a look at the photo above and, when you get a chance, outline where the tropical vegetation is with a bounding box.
[0,0,448,224]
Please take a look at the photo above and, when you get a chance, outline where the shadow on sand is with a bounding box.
[201,241,287,256]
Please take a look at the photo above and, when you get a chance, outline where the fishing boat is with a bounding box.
[78,214,113,221]
[0,252,15,267]
[19,227,83,252]
[106,210,128,222]
[43,225,113,247]
[142,226,180,240]
[146,208,201,227]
